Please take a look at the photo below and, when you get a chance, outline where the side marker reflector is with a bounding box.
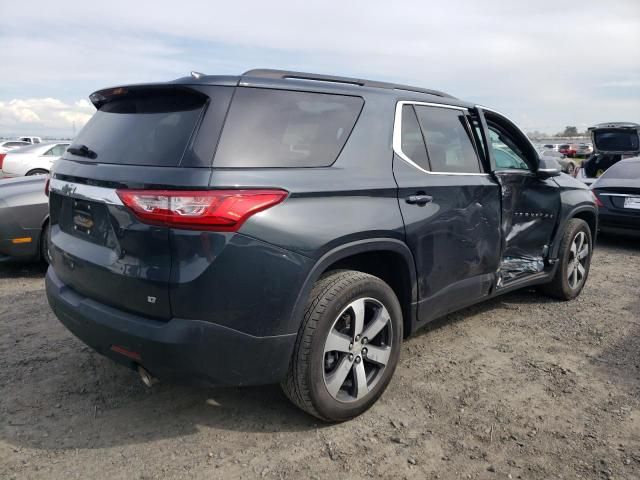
[11,237,32,244]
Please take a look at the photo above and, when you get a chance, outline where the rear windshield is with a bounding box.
[214,88,364,167]
[67,90,206,166]
[594,129,640,152]
[601,160,640,179]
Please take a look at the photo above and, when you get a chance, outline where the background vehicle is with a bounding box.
[574,143,593,157]
[46,69,596,421]
[0,141,31,172]
[18,136,42,144]
[0,175,49,262]
[558,144,576,157]
[591,157,640,235]
[1,142,70,177]
[575,122,640,185]
[540,149,577,174]
[0,140,30,153]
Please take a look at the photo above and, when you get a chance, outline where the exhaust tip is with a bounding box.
[137,365,158,387]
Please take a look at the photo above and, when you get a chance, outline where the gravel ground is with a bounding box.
[0,235,638,480]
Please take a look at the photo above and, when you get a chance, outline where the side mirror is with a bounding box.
[537,156,562,178]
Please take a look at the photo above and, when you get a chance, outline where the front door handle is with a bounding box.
[406,194,433,205]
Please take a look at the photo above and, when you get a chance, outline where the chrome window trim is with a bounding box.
[392,101,489,176]
[597,192,635,197]
[49,178,123,205]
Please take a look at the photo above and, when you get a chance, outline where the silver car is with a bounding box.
[539,149,577,175]
[1,142,70,177]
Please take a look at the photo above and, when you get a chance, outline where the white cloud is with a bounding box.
[0,98,95,137]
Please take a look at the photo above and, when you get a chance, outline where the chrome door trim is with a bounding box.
[392,101,490,177]
[49,178,123,205]
[598,193,636,197]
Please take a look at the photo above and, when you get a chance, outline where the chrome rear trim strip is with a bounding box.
[49,178,123,205]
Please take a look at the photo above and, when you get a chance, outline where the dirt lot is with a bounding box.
[0,236,638,480]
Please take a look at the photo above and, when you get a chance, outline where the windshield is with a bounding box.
[67,90,206,166]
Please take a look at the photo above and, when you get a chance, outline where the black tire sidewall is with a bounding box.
[307,276,402,421]
[558,220,592,299]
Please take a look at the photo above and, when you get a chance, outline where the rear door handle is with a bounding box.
[406,194,433,205]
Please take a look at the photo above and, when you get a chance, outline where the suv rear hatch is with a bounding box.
[48,84,232,320]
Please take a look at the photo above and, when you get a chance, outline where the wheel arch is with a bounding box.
[288,239,418,338]
[550,206,597,259]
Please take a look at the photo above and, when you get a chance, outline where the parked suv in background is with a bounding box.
[46,69,597,421]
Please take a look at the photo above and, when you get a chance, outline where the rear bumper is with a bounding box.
[46,267,297,386]
[598,207,640,232]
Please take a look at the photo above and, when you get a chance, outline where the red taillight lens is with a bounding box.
[116,189,288,231]
[591,191,604,207]
[44,175,50,197]
[0,153,6,170]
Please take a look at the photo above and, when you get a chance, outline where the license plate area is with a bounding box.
[623,196,640,210]
[60,197,112,245]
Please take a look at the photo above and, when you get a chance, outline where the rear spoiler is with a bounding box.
[89,84,207,109]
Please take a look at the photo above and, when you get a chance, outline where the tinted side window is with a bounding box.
[399,105,430,171]
[214,88,364,167]
[414,106,481,174]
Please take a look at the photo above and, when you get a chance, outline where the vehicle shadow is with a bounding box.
[596,232,640,252]
[0,260,46,279]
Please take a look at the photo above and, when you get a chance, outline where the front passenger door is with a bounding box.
[479,109,561,285]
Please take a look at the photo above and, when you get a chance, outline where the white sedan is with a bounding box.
[0,140,31,153]
[1,142,70,177]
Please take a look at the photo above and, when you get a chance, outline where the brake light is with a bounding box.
[0,153,5,170]
[44,175,50,197]
[116,189,288,231]
[591,191,604,207]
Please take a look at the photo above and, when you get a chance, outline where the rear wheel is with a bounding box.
[26,169,49,176]
[40,221,51,264]
[282,270,403,422]
[540,218,592,300]
[565,162,576,175]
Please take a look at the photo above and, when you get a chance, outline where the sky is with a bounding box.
[0,0,639,137]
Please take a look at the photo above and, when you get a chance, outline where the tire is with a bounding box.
[281,270,403,422]
[40,221,51,264]
[540,218,592,300]
[565,162,575,175]
[26,169,49,176]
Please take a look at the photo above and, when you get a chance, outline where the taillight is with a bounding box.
[116,189,288,231]
[591,190,604,207]
[44,175,50,197]
[0,153,5,170]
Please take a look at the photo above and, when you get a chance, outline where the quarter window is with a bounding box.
[214,88,364,167]
[413,106,481,174]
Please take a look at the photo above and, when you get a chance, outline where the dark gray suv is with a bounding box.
[46,69,597,421]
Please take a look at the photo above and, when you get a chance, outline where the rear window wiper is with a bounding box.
[67,144,97,159]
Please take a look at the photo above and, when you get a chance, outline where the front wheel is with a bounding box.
[26,169,49,176]
[282,270,403,422]
[540,218,592,300]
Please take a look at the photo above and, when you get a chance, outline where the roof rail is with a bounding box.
[242,69,456,99]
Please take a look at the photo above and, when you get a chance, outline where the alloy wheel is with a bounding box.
[322,297,393,402]
[567,231,589,289]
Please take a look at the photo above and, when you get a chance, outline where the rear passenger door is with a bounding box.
[393,102,501,324]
